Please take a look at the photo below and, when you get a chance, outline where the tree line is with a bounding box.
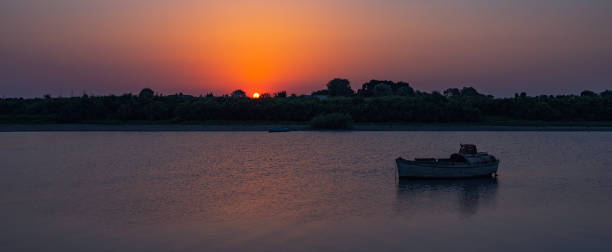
[1,78,611,123]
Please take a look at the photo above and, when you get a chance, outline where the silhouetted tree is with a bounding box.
[396,87,414,96]
[2,82,611,124]
[358,80,387,97]
[373,84,392,96]
[358,80,414,97]
[326,78,354,96]
[274,91,287,98]
[231,90,246,98]
[139,88,154,100]
[460,87,482,97]
[311,89,329,96]
[395,82,414,96]
[444,88,460,97]
[581,90,597,97]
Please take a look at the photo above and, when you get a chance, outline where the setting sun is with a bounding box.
[252,92,260,99]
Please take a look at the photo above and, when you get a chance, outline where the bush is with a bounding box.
[309,113,353,130]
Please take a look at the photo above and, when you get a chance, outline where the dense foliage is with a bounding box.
[1,79,611,123]
[309,113,353,129]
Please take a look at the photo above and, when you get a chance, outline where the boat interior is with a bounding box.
[414,154,468,164]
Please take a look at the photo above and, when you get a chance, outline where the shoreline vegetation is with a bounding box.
[2,123,612,132]
[2,78,611,130]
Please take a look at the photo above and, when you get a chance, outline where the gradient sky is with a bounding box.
[1,0,611,97]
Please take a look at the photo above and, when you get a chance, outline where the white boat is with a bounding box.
[396,144,499,178]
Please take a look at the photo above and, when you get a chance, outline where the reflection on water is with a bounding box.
[396,178,498,217]
[2,132,612,251]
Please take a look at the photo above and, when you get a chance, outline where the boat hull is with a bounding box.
[268,128,291,133]
[396,158,499,178]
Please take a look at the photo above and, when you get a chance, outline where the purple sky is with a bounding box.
[1,0,612,97]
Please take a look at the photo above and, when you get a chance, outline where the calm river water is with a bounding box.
[1,132,612,251]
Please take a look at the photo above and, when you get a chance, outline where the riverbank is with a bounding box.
[2,123,612,132]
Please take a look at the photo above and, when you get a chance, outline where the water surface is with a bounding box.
[1,132,611,251]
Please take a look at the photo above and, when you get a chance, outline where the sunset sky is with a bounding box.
[1,0,611,97]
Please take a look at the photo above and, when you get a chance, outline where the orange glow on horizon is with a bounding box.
[193,2,332,93]
[5,1,611,98]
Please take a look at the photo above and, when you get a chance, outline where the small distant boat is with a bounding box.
[268,127,291,133]
[396,144,499,178]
